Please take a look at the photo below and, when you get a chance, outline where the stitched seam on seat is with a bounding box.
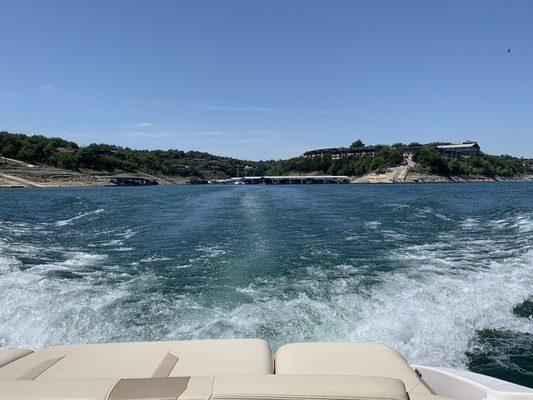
[108,377,190,400]
[152,351,179,378]
[211,395,400,400]
[107,378,123,400]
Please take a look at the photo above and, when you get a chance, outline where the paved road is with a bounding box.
[0,173,44,188]
[388,165,409,182]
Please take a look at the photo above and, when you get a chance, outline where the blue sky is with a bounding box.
[1,0,532,160]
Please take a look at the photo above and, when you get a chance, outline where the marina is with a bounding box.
[208,175,350,185]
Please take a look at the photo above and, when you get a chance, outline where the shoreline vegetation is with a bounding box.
[1,131,531,187]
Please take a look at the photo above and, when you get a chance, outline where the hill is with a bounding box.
[0,131,274,179]
[0,131,530,184]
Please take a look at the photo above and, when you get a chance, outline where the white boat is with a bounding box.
[0,339,531,399]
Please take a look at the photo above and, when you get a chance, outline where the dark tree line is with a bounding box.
[412,147,524,177]
[0,131,526,178]
[269,145,406,176]
[0,131,275,178]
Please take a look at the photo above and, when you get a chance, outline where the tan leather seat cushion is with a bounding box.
[0,376,214,400]
[0,375,409,400]
[212,375,408,400]
[408,394,453,400]
[0,379,119,400]
[0,339,272,382]
[275,342,430,394]
[0,350,33,369]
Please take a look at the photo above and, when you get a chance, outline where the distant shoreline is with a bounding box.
[1,151,531,189]
[1,164,531,189]
[399,172,533,184]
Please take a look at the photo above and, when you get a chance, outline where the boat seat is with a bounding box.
[0,375,412,400]
[0,339,272,382]
[0,376,454,400]
[0,349,33,369]
[211,374,411,400]
[408,394,454,400]
[275,342,431,394]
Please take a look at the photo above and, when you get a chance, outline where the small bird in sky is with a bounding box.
[507,48,512,54]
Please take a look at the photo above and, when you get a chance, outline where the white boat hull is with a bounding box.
[413,365,533,399]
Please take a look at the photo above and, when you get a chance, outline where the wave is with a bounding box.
[55,208,104,226]
[364,221,381,229]
[0,193,531,378]
[140,256,173,263]
[155,212,533,368]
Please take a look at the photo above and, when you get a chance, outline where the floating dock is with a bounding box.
[209,176,350,185]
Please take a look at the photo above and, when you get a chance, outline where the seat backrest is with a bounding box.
[0,339,272,382]
[275,342,429,394]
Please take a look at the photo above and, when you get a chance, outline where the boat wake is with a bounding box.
[0,186,531,385]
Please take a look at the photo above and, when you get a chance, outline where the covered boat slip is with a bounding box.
[0,340,530,400]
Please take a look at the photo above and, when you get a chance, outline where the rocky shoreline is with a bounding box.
[1,162,531,188]
[402,172,533,183]
[0,162,186,188]
[349,164,532,184]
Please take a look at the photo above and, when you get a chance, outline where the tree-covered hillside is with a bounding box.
[0,131,274,178]
[411,147,525,177]
[268,143,526,177]
[0,131,527,178]
[268,145,405,176]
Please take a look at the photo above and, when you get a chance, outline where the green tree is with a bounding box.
[350,139,365,148]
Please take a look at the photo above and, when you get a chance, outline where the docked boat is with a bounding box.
[0,339,531,399]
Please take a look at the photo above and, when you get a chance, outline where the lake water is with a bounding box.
[0,183,532,387]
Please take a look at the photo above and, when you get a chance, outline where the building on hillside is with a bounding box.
[110,174,158,186]
[436,141,480,157]
[55,147,78,154]
[303,141,481,159]
[403,144,426,155]
[523,159,533,172]
[303,145,388,160]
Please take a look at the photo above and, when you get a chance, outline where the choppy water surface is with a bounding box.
[1,183,532,387]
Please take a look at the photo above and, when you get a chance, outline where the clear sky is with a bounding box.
[1,0,532,160]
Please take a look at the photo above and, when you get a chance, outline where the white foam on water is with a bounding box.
[9,253,110,280]
[381,230,408,240]
[460,217,480,229]
[113,247,134,252]
[140,256,173,263]
[0,247,124,349]
[434,213,453,221]
[345,235,361,241]
[390,203,410,210]
[157,212,533,369]
[160,246,532,368]
[195,245,227,259]
[55,208,104,226]
[118,229,138,239]
[0,205,531,376]
[513,214,533,233]
[0,221,33,236]
[349,247,533,367]
[173,264,193,269]
[364,221,381,229]
[100,239,124,247]
[415,207,435,218]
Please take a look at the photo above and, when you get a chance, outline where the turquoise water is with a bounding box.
[1,183,532,387]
